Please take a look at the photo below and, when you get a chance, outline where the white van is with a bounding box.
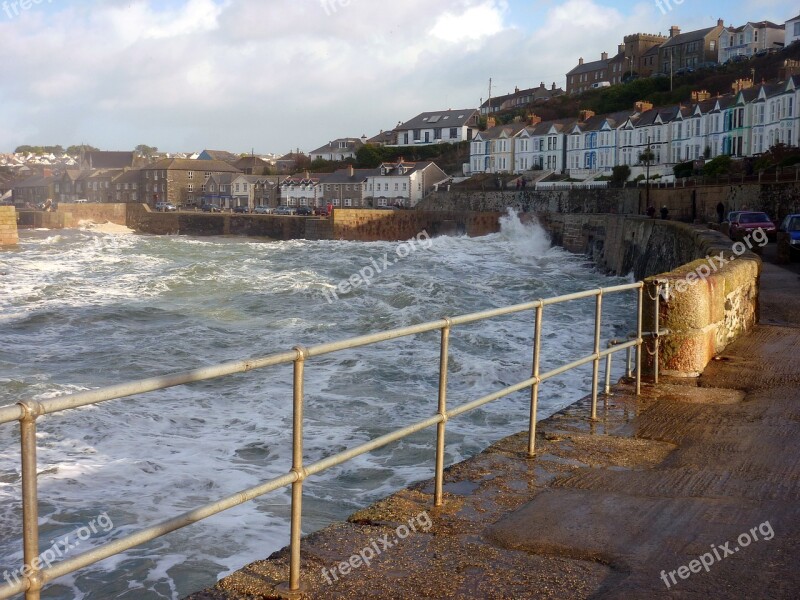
[75,199,88,204]
[591,81,611,89]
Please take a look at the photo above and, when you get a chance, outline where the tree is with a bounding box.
[135,144,158,158]
[611,165,631,186]
[638,148,655,165]
[356,144,382,169]
[702,155,732,177]
[66,144,99,156]
[673,160,694,178]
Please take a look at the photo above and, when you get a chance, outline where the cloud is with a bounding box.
[0,0,711,154]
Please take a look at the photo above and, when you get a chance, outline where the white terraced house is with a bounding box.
[466,77,800,179]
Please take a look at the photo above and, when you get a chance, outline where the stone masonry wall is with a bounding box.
[532,213,760,377]
[0,207,19,246]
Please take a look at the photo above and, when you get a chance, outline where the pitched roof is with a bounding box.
[233,156,270,169]
[661,26,720,49]
[13,175,53,188]
[145,158,241,173]
[567,57,609,76]
[84,151,135,169]
[367,130,397,144]
[198,149,239,163]
[319,168,376,184]
[398,109,478,130]
[114,170,141,184]
[310,138,364,155]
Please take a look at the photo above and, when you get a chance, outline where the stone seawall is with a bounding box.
[128,207,502,242]
[531,213,760,377]
[332,209,501,241]
[0,206,18,246]
[420,181,800,224]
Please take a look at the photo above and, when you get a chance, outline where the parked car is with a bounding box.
[274,206,295,215]
[650,72,668,79]
[295,206,313,216]
[253,206,273,214]
[232,205,250,214]
[675,67,695,76]
[201,203,221,213]
[729,211,776,241]
[155,202,177,212]
[778,214,800,258]
[313,206,329,216]
[697,61,719,70]
[724,210,745,225]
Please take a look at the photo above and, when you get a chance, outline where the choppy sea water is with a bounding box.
[0,213,635,599]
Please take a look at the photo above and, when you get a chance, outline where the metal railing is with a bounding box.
[0,281,649,599]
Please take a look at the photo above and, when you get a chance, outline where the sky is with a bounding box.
[0,0,793,155]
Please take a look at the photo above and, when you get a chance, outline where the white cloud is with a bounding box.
[0,0,705,154]
[431,1,508,43]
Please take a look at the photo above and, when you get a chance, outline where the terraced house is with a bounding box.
[139,158,241,207]
[466,76,800,180]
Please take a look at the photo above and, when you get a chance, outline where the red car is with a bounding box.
[729,211,776,241]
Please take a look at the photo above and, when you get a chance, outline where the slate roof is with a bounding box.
[145,158,241,173]
[310,138,364,155]
[661,26,719,49]
[398,109,478,130]
[84,151,135,169]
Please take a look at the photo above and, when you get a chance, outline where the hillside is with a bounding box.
[492,43,800,125]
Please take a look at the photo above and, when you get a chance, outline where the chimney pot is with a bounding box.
[578,57,584,65]
[601,51,608,61]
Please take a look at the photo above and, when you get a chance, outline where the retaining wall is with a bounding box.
[532,213,760,377]
[0,207,18,246]
[420,181,800,224]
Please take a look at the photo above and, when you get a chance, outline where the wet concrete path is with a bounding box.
[187,248,800,599]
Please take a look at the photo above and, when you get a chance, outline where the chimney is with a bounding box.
[669,26,680,38]
[515,86,520,93]
[487,116,497,128]
[540,81,545,88]
[552,82,557,90]
[304,170,310,179]
[601,51,608,61]
[691,90,711,102]
[579,109,595,122]
[634,101,654,113]
[731,79,753,93]
[618,44,625,54]
[530,113,542,126]
[717,18,724,27]
[578,57,584,65]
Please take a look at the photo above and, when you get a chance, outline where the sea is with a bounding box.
[0,212,636,599]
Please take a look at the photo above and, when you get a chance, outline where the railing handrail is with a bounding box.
[1,281,649,600]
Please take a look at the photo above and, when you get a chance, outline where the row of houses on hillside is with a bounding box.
[11,152,450,209]
[567,15,798,95]
[469,76,799,178]
[304,109,481,167]
[280,161,449,209]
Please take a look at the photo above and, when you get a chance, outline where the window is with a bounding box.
[344,198,352,207]
[188,171,194,179]
[795,22,800,36]
[188,184,193,192]
[450,127,458,139]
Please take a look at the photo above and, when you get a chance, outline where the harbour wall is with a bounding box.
[0,206,18,246]
[419,181,800,224]
[534,213,760,377]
